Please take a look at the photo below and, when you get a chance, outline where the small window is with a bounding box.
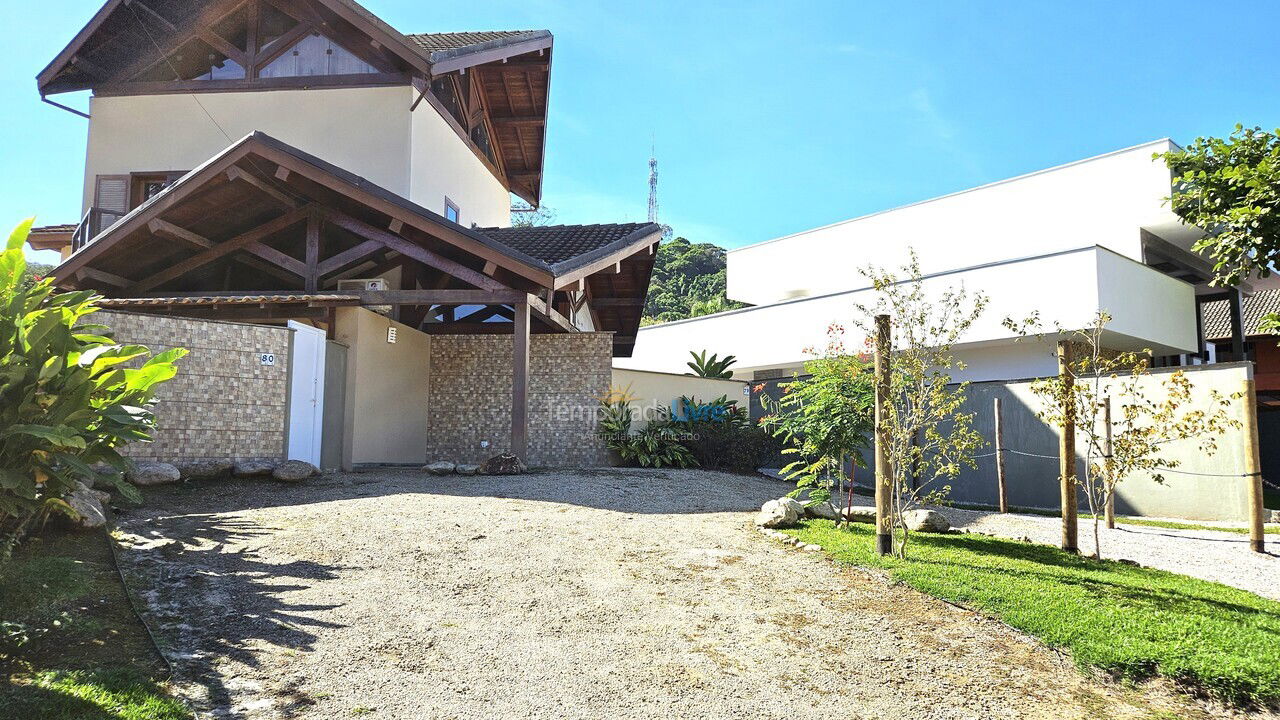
[444,198,460,224]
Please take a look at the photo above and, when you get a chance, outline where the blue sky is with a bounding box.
[4,0,1279,264]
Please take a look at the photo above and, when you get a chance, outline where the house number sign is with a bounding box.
[260,353,277,366]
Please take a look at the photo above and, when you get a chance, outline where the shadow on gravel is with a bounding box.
[117,511,346,715]
[125,468,788,519]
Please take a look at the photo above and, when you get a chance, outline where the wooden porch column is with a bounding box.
[304,209,321,293]
[1057,340,1079,554]
[873,314,893,556]
[511,301,530,461]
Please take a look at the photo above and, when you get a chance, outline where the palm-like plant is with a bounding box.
[686,349,737,379]
[1,219,186,546]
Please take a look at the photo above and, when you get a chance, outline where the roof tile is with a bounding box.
[406,31,540,57]
[1202,289,1280,339]
[475,223,659,270]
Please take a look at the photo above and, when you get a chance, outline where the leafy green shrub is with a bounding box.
[760,347,875,507]
[0,219,186,544]
[599,398,697,468]
[670,395,780,473]
[686,350,736,378]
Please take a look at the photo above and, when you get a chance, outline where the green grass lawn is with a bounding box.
[783,519,1280,708]
[0,531,191,720]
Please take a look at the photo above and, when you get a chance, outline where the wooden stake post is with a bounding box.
[994,397,1008,513]
[1243,378,1266,553]
[874,314,893,556]
[1102,397,1115,529]
[1057,341,1079,553]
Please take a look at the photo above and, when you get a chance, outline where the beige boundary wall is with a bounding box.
[611,368,749,426]
[99,310,291,462]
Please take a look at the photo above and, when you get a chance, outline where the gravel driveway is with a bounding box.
[115,469,1248,720]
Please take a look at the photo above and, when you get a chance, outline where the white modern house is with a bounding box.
[617,140,1265,383]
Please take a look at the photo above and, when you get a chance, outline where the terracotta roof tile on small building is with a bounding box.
[476,223,659,272]
[1202,289,1280,340]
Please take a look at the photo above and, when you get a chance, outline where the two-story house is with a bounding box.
[32,0,662,470]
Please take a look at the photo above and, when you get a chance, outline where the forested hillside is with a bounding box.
[642,237,748,325]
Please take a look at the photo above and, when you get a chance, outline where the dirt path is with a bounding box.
[115,469,1244,719]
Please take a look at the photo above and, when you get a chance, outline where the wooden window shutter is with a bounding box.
[94,175,129,228]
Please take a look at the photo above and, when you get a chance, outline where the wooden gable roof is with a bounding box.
[37,0,553,204]
[51,132,658,355]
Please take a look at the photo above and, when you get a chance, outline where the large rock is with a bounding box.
[455,464,480,476]
[126,461,180,487]
[840,506,878,524]
[479,453,526,476]
[273,460,318,482]
[233,459,277,478]
[176,460,233,481]
[805,502,841,520]
[423,461,456,475]
[66,481,107,529]
[755,497,804,528]
[903,509,951,533]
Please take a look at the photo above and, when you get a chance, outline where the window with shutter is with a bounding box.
[93,175,129,229]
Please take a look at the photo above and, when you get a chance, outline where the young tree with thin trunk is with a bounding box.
[855,250,988,558]
[1007,311,1241,559]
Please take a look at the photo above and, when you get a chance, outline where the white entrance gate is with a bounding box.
[287,321,326,465]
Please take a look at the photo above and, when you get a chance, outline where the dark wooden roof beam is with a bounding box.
[115,0,248,83]
[492,115,544,128]
[70,54,110,80]
[196,26,248,68]
[122,0,178,32]
[358,289,526,305]
[227,166,299,207]
[132,204,312,292]
[316,239,382,277]
[245,241,307,278]
[321,208,514,293]
[77,266,131,288]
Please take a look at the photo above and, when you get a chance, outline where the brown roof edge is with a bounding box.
[551,227,664,290]
[51,131,560,289]
[35,0,125,95]
[426,31,552,75]
[38,0,431,97]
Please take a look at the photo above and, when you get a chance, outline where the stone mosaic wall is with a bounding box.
[427,333,613,467]
[98,311,291,462]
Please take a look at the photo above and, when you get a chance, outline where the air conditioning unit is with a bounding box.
[337,278,391,316]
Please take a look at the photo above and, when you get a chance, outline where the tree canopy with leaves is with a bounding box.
[1160,125,1280,288]
[643,237,747,324]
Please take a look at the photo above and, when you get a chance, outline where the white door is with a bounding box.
[287,321,326,465]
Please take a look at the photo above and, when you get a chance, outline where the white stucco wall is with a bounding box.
[409,98,512,229]
[616,246,1196,382]
[727,140,1185,306]
[84,86,414,212]
[83,85,511,229]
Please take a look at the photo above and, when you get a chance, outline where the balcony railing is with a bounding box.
[70,207,126,253]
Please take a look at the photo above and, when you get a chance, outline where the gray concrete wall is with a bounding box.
[948,362,1256,522]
